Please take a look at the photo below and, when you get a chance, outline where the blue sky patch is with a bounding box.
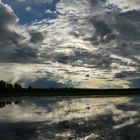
[2,0,60,24]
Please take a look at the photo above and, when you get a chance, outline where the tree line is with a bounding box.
[0,80,23,89]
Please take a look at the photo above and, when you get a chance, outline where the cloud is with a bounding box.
[0,0,140,88]
[25,6,32,12]
[0,1,20,61]
[0,62,83,89]
[107,0,140,12]
[45,9,54,14]
[33,0,139,67]
[0,1,46,63]
[49,0,140,86]
[29,78,75,88]
[17,0,53,3]
[29,31,44,43]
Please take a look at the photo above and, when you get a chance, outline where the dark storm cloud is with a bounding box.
[0,2,20,60]
[92,20,112,36]
[88,0,99,6]
[10,46,38,63]
[109,11,140,66]
[115,11,139,41]
[130,79,140,88]
[0,1,41,63]
[115,71,140,79]
[72,49,112,68]
[0,3,18,43]
[113,43,140,63]
[45,48,112,69]
[120,10,140,21]
[87,18,116,44]
[30,31,44,43]
[115,12,140,41]
[54,54,70,64]
[0,2,17,25]
[87,9,140,44]
[85,8,140,67]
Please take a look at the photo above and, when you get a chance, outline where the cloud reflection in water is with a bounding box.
[0,97,139,139]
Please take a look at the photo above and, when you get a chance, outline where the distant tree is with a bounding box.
[14,83,22,89]
[28,86,32,90]
[6,83,13,89]
[0,80,23,90]
[0,81,15,89]
[0,80,7,89]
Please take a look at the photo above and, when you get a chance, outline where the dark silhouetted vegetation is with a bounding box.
[0,80,23,90]
[0,80,139,97]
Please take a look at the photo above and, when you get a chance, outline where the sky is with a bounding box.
[0,0,140,88]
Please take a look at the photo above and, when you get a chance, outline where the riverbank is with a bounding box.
[0,88,140,98]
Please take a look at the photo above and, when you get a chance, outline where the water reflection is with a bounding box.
[0,97,139,140]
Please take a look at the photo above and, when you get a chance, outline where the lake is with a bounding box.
[0,96,140,140]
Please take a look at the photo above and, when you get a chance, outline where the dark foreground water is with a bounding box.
[0,96,140,140]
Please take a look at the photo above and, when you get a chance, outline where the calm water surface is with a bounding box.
[0,96,140,140]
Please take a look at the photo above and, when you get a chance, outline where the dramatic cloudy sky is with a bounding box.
[0,0,140,88]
